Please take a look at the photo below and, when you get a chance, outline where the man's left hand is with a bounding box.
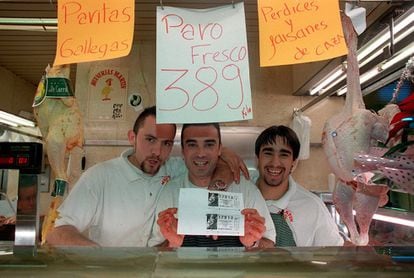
[239,208,266,248]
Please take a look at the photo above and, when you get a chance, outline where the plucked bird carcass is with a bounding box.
[321,15,389,246]
[32,64,84,244]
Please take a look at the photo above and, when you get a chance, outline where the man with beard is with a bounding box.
[46,106,247,247]
[255,125,343,247]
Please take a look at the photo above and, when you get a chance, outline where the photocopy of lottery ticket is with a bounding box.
[177,188,245,236]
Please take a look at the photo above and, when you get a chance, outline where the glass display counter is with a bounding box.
[0,243,413,277]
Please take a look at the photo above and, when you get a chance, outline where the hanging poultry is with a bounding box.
[32,64,84,244]
[321,14,389,246]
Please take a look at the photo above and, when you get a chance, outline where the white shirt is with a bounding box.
[265,176,344,246]
[148,175,276,247]
[55,149,184,247]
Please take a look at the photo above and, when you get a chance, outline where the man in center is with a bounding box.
[149,123,275,248]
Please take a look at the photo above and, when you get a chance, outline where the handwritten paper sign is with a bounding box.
[258,0,347,66]
[156,3,253,123]
[87,66,128,121]
[54,0,134,65]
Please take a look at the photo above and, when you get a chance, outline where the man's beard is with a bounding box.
[141,159,161,175]
[133,144,160,175]
[264,174,284,187]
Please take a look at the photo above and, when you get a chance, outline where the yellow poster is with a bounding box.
[258,0,347,67]
[54,0,134,65]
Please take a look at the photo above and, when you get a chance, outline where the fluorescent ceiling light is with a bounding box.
[373,213,414,228]
[310,68,345,95]
[0,17,57,31]
[336,87,347,96]
[0,111,35,127]
[359,24,414,68]
[357,9,414,62]
[0,17,57,25]
[335,69,378,96]
[381,43,414,70]
[309,8,414,97]
[353,210,414,228]
[322,7,414,96]
[336,68,379,96]
[360,67,380,84]
[0,118,18,127]
[311,261,328,265]
[0,24,57,31]
[336,44,414,96]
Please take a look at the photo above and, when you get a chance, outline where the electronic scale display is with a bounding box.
[0,142,42,174]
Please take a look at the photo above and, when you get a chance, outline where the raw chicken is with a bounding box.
[321,15,389,245]
[32,64,83,244]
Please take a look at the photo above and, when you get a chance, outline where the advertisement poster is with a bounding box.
[87,66,128,121]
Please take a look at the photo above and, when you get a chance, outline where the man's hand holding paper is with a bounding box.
[157,208,184,248]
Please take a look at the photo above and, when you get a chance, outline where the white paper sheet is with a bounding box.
[177,188,244,236]
[0,199,16,218]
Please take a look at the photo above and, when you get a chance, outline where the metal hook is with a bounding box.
[232,1,235,8]
[293,107,301,117]
[160,0,164,10]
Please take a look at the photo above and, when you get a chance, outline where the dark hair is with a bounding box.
[255,125,300,161]
[132,106,176,134]
[181,123,221,148]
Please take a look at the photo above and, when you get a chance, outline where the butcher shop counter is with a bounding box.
[0,243,413,277]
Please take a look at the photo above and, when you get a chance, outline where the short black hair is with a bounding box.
[255,125,300,161]
[132,106,176,134]
[181,123,221,148]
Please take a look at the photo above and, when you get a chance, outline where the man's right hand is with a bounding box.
[157,208,184,248]
[0,215,16,226]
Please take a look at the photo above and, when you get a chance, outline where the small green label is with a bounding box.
[51,179,67,197]
[32,75,47,107]
[45,77,74,98]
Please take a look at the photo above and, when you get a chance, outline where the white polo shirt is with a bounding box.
[55,149,185,247]
[149,175,276,247]
[265,176,344,246]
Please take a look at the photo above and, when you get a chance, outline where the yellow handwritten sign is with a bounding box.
[258,0,347,66]
[54,0,134,65]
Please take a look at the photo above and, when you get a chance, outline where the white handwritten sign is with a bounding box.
[156,3,253,123]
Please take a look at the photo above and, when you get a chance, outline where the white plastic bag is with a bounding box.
[291,111,312,160]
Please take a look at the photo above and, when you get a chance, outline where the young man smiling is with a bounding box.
[255,125,343,247]
[149,123,275,248]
